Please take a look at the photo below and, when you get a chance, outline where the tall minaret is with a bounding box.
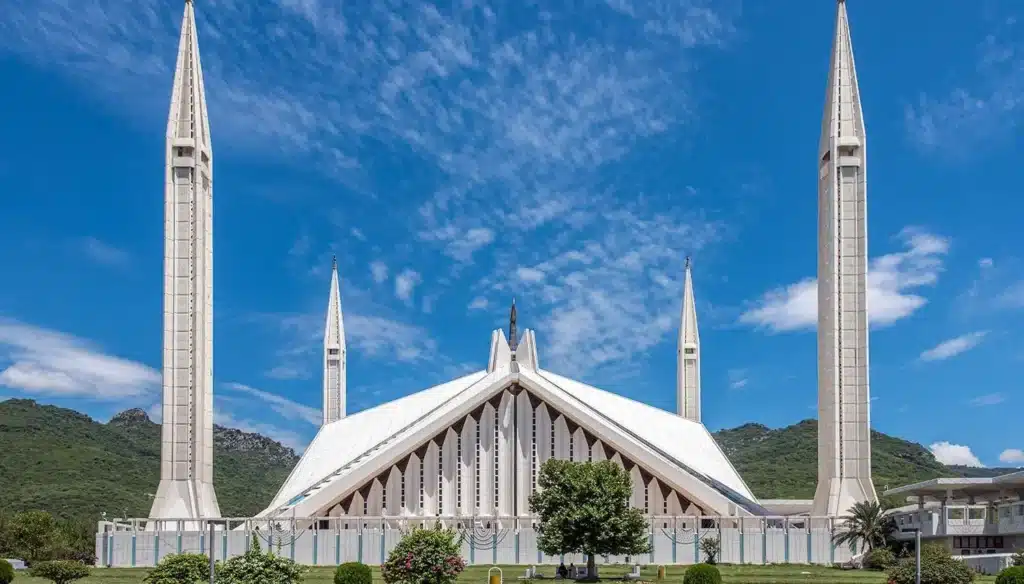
[322,256,347,425]
[677,257,701,422]
[150,0,220,523]
[812,0,877,517]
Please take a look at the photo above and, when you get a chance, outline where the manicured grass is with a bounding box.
[12,563,999,583]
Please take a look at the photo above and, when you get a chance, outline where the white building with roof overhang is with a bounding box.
[255,320,767,528]
[885,471,1024,560]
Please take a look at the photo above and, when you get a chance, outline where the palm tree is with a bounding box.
[832,500,895,552]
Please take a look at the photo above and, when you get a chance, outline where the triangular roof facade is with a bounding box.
[258,330,763,521]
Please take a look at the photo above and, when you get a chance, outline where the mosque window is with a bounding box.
[437,448,444,516]
[644,483,649,514]
[363,497,368,516]
[684,348,696,355]
[475,423,481,511]
[551,423,556,459]
[401,476,406,510]
[419,460,425,511]
[382,484,387,513]
[568,433,574,462]
[531,410,537,492]
[328,348,339,355]
[494,408,500,511]
[588,443,592,461]
[457,433,463,510]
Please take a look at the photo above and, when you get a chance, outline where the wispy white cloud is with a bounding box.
[920,331,988,362]
[999,449,1024,465]
[929,441,985,468]
[905,16,1023,156]
[0,0,738,379]
[222,382,321,426]
[370,261,389,285]
[255,310,439,377]
[968,392,1005,407]
[78,236,131,268]
[0,319,159,399]
[468,297,489,311]
[394,269,421,305]
[727,368,748,390]
[477,208,723,377]
[740,227,950,333]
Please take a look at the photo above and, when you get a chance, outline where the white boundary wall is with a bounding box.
[96,516,854,568]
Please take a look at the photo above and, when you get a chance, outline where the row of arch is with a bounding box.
[324,386,706,518]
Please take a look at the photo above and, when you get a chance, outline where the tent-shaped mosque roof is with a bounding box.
[258,328,763,520]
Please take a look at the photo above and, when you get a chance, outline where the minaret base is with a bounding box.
[146,479,221,531]
[811,477,875,517]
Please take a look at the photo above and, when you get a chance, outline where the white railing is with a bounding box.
[95,515,853,569]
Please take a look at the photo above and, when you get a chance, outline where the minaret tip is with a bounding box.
[509,299,519,351]
[332,254,337,271]
[685,256,691,271]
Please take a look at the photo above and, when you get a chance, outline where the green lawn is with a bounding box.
[12,563,998,584]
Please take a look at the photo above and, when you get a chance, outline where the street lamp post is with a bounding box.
[900,527,921,584]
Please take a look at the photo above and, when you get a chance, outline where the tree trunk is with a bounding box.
[586,553,596,580]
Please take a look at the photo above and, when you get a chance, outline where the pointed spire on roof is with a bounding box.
[509,299,518,352]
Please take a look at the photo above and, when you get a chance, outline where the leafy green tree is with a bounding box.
[529,459,650,579]
[0,558,14,584]
[380,525,465,584]
[28,560,90,584]
[8,511,59,564]
[832,500,895,553]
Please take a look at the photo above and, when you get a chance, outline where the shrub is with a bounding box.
[997,566,1024,584]
[698,537,720,565]
[0,559,14,584]
[217,544,304,584]
[335,562,372,584]
[887,544,974,584]
[682,563,721,584]
[381,525,465,584]
[28,561,90,584]
[864,547,897,570]
[144,553,212,584]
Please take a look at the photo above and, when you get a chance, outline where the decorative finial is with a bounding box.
[685,256,691,270]
[332,255,337,271]
[509,299,519,351]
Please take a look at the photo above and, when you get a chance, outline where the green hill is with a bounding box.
[0,399,298,523]
[711,419,1018,499]
[0,400,1016,523]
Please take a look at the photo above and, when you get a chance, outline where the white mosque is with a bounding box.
[113,0,882,568]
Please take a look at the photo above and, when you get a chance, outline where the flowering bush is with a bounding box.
[886,544,973,584]
[381,525,465,584]
[217,537,305,584]
[143,553,212,584]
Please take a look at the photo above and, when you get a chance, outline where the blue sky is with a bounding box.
[0,0,1021,471]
